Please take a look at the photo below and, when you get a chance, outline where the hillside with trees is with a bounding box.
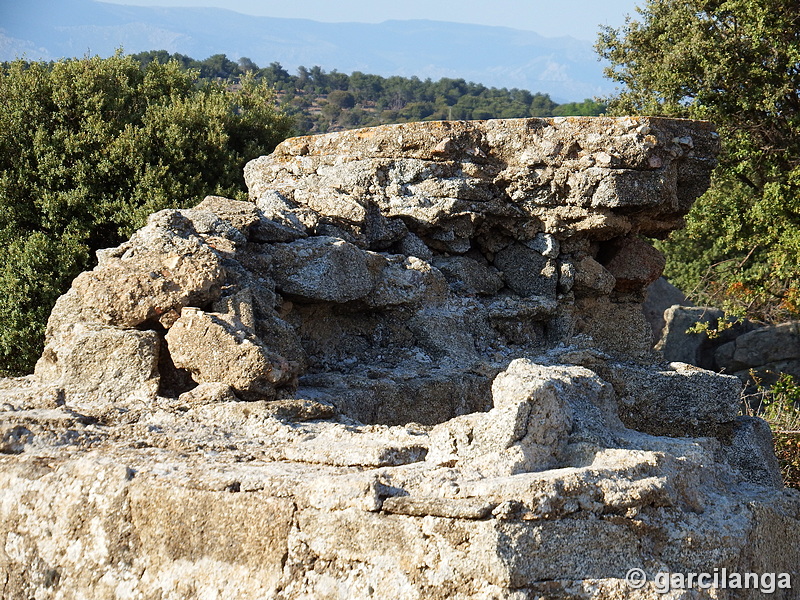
[130,50,606,134]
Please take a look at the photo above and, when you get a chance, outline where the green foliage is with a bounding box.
[130,51,606,133]
[327,90,355,109]
[769,373,800,411]
[552,99,607,117]
[596,0,800,322]
[0,54,293,375]
[273,70,606,133]
[772,430,800,489]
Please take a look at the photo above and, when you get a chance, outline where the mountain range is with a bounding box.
[0,0,615,102]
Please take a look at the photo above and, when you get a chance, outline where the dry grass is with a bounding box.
[746,373,800,489]
[764,403,800,490]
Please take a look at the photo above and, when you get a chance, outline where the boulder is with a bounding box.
[165,307,296,400]
[428,360,577,476]
[574,297,655,358]
[599,234,666,294]
[656,304,764,377]
[432,255,504,296]
[571,255,616,297]
[4,118,798,600]
[717,416,784,488]
[34,323,160,409]
[655,305,726,368]
[269,236,380,302]
[726,321,800,370]
[493,242,559,299]
[641,276,690,343]
[602,361,741,437]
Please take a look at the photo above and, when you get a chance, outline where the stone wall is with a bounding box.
[1,117,798,600]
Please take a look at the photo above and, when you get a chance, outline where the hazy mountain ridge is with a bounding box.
[0,0,613,101]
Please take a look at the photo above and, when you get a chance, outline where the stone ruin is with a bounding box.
[1,117,798,599]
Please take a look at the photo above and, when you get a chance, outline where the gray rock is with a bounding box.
[253,312,307,373]
[599,234,666,294]
[34,324,160,409]
[367,255,448,308]
[432,255,504,296]
[557,259,576,293]
[706,321,800,389]
[575,297,655,358]
[494,242,558,298]
[427,359,576,476]
[50,210,226,331]
[193,196,263,238]
[641,277,690,343]
[269,236,380,302]
[486,295,559,346]
[655,305,725,368]
[524,232,560,258]
[245,117,720,239]
[571,256,616,297]
[603,361,741,436]
[179,207,248,247]
[397,231,434,261]
[254,190,312,241]
[717,416,783,488]
[730,321,800,368]
[177,382,239,405]
[300,368,493,426]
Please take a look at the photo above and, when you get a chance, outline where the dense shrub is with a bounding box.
[758,374,800,489]
[0,53,294,375]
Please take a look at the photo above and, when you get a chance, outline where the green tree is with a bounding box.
[327,90,356,109]
[131,50,196,70]
[0,54,294,375]
[237,57,258,74]
[597,0,800,320]
[529,93,558,116]
[198,53,241,79]
[552,99,607,116]
[261,62,292,88]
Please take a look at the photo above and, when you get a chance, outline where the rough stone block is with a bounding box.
[494,242,558,299]
[165,307,295,400]
[34,323,160,408]
[605,361,742,436]
[269,236,379,302]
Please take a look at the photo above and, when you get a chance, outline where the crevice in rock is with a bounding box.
[155,334,198,398]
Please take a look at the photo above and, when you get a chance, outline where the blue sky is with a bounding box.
[100,0,643,41]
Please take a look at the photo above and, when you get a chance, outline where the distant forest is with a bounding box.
[131,51,607,135]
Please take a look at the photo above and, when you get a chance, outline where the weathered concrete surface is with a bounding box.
[1,118,798,600]
[1,370,798,600]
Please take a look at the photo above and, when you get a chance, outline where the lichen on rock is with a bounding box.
[1,118,798,600]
